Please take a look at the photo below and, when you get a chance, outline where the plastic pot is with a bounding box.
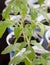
[7,15,21,33]
[45,30,50,43]
[6,32,48,57]
[6,32,49,65]
[37,13,50,30]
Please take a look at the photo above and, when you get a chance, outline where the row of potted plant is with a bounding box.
[0,0,50,65]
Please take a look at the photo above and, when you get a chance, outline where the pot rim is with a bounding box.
[37,13,50,22]
[6,32,14,45]
[45,30,50,43]
[37,13,50,30]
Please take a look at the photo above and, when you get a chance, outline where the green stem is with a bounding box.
[25,56,32,64]
[14,38,17,44]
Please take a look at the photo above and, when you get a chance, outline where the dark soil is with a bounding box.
[47,7,50,13]
[9,35,16,44]
[42,19,49,26]
[9,34,41,45]
[9,35,24,44]
[17,62,25,65]
[49,37,50,40]
[43,21,49,25]
[34,2,38,4]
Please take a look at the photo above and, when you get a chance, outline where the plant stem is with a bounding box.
[20,17,30,47]
[25,56,32,64]
[14,38,17,44]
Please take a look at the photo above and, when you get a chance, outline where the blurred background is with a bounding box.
[0,0,10,65]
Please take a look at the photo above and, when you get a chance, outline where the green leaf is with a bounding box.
[31,40,45,51]
[40,57,47,65]
[0,23,6,38]
[24,50,31,56]
[9,55,24,65]
[26,46,36,60]
[0,21,13,38]
[12,6,20,15]
[2,6,11,19]
[32,57,46,65]
[13,43,21,51]
[1,43,21,54]
[24,58,31,65]
[39,9,49,22]
[20,4,27,17]
[24,24,35,39]
[20,42,27,50]
[24,25,31,38]
[30,8,37,20]
[38,0,45,6]
[41,53,50,65]
[37,23,46,36]
[19,0,27,16]
[10,1,20,15]
[42,53,50,59]
[47,60,50,65]
[1,44,13,54]
[14,0,27,16]
[32,58,41,65]
[14,26,22,40]
[23,46,36,65]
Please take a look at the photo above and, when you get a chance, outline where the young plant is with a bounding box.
[0,0,50,65]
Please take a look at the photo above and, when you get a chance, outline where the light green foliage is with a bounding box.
[19,42,27,50]
[0,0,50,65]
[41,53,50,65]
[32,57,46,65]
[37,23,46,36]
[24,24,34,39]
[2,6,11,19]
[9,55,25,65]
[31,40,45,51]
[2,43,21,54]
[26,46,36,60]
[30,8,37,20]
[24,22,36,40]
[0,20,13,38]
[38,0,45,6]
[23,46,36,65]
[14,26,22,40]
[39,9,49,22]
